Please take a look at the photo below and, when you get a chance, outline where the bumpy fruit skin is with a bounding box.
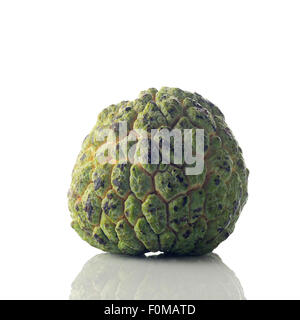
[68,87,249,255]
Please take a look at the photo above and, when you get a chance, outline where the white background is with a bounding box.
[0,0,299,299]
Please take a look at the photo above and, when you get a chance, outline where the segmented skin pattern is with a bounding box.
[68,87,249,255]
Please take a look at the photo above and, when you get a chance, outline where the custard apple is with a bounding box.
[68,87,249,255]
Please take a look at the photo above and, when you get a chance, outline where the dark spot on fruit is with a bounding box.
[113,179,121,187]
[180,216,188,222]
[183,230,191,239]
[103,202,109,214]
[237,159,244,169]
[193,101,203,109]
[94,234,106,245]
[94,178,104,191]
[223,232,230,240]
[233,201,238,212]
[84,198,93,220]
[117,163,127,170]
[176,175,184,183]
[214,177,220,185]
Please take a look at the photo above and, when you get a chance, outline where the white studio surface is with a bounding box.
[0,0,299,299]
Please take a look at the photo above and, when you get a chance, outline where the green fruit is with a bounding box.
[68,87,249,255]
[70,253,245,300]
